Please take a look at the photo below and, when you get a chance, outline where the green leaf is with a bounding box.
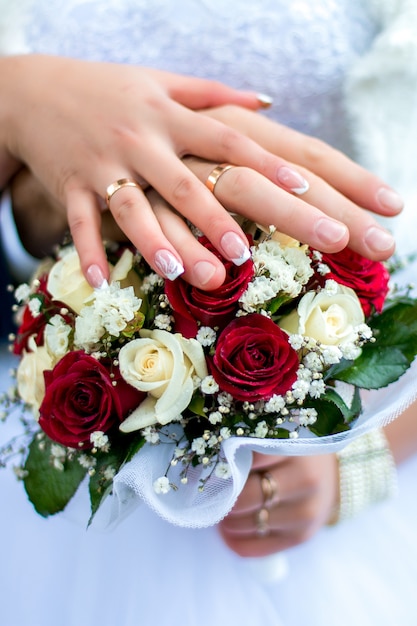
[23,434,87,517]
[306,387,360,437]
[88,433,145,525]
[328,300,417,389]
[187,394,207,418]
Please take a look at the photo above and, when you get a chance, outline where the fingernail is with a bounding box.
[220,232,251,265]
[86,264,106,289]
[257,93,273,109]
[315,218,348,245]
[194,261,217,286]
[277,166,309,195]
[376,187,404,213]
[154,249,184,281]
[365,226,395,253]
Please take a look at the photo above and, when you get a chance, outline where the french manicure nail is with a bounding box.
[220,231,251,266]
[376,187,404,213]
[194,261,217,286]
[257,93,273,108]
[154,249,184,281]
[277,166,309,195]
[86,264,106,289]
[365,226,395,253]
[315,218,348,245]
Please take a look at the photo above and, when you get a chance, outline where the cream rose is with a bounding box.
[119,329,208,430]
[280,283,364,346]
[47,247,141,314]
[16,336,54,416]
[47,248,95,314]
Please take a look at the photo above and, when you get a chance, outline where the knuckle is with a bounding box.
[170,174,196,203]
[112,196,138,222]
[302,136,333,166]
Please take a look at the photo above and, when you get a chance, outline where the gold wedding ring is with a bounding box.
[255,471,279,537]
[205,163,235,195]
[105,178,143,208]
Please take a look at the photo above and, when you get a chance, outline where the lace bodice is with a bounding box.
[6,0,378,156]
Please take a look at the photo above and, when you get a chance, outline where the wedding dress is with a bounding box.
[1,1,417,625]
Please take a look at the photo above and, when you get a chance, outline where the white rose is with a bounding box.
[280,284,364,346]
[47,247,140,315]
[47,248,95,314]
[16,336,54,416]
[119,329,208,431]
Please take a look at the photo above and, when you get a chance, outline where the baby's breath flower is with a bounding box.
[191,437,206,455]
[142,426,160,444]
[253,421,268,438]
[196,326,217,347]
[321,345,343,365]
[90,431,109,449]
[153,476,171,494]
[208,410,223,425]
[309,379,326,398]
[154,314,173,330]
[201,375,219,394]
[215,462,231,479]
[265,394,286,413]
[103,466,116,481]
[220,427,231,440]
[28,297,42,317]
[14,283,31,303]
[298,408,318,426]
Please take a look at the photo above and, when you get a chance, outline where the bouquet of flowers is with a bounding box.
[2,223,417,527]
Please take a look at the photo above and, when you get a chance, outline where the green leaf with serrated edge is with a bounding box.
[327,300,417,389]
[305,387,360,437]
[23,433,87,517]
[88,433,145,525]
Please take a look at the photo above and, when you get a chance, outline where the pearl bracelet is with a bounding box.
[333,429,398,523]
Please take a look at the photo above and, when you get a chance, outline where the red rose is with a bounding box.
[165,236,254,337]
[39,351,144,449]
[318,248,390,316]
[211,313,299,402]
[13,275,73,356]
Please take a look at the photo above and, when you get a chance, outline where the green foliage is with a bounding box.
[328,299,417,389]
[23,434,87,517]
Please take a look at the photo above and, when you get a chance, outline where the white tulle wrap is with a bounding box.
[104,354,417,529]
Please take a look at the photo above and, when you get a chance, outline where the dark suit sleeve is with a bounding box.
[0,215,16,340]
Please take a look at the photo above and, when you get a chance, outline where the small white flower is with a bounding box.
[196,326,217,347]
[201,375,219,395]
[253,421,268,438]
[208,410,223,425]
[291,379,310,401]
[28,297,42,317]
[340,343,362,361]
[323,279,339,295]
[15,283,31,303]
[103,467,116,481]
[215,462,232,479]
[264,394,286,413]
[142,426,160,444]
[303,352,324,372]
[45,314,71,357]
[309,379,326,398]
[298,408,318,426]
[220,427,231,440]
[289,430,299,439]
[356,323,373,340]
[288,334,305,351]
[78,454,96,469]
[154,314,173,330]
[321,345,343,365]
[153,476,171,494]
[90,431,109,449]
[50,444,66,459]
[217,392,233,407]
[191,437,206,455]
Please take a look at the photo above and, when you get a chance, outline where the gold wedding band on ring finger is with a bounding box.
[256,471,279,537]
[105,178,143,209]
[205,163,236,195]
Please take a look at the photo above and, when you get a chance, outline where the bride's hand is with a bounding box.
[218,452,339,558]
[1,56,400,289]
